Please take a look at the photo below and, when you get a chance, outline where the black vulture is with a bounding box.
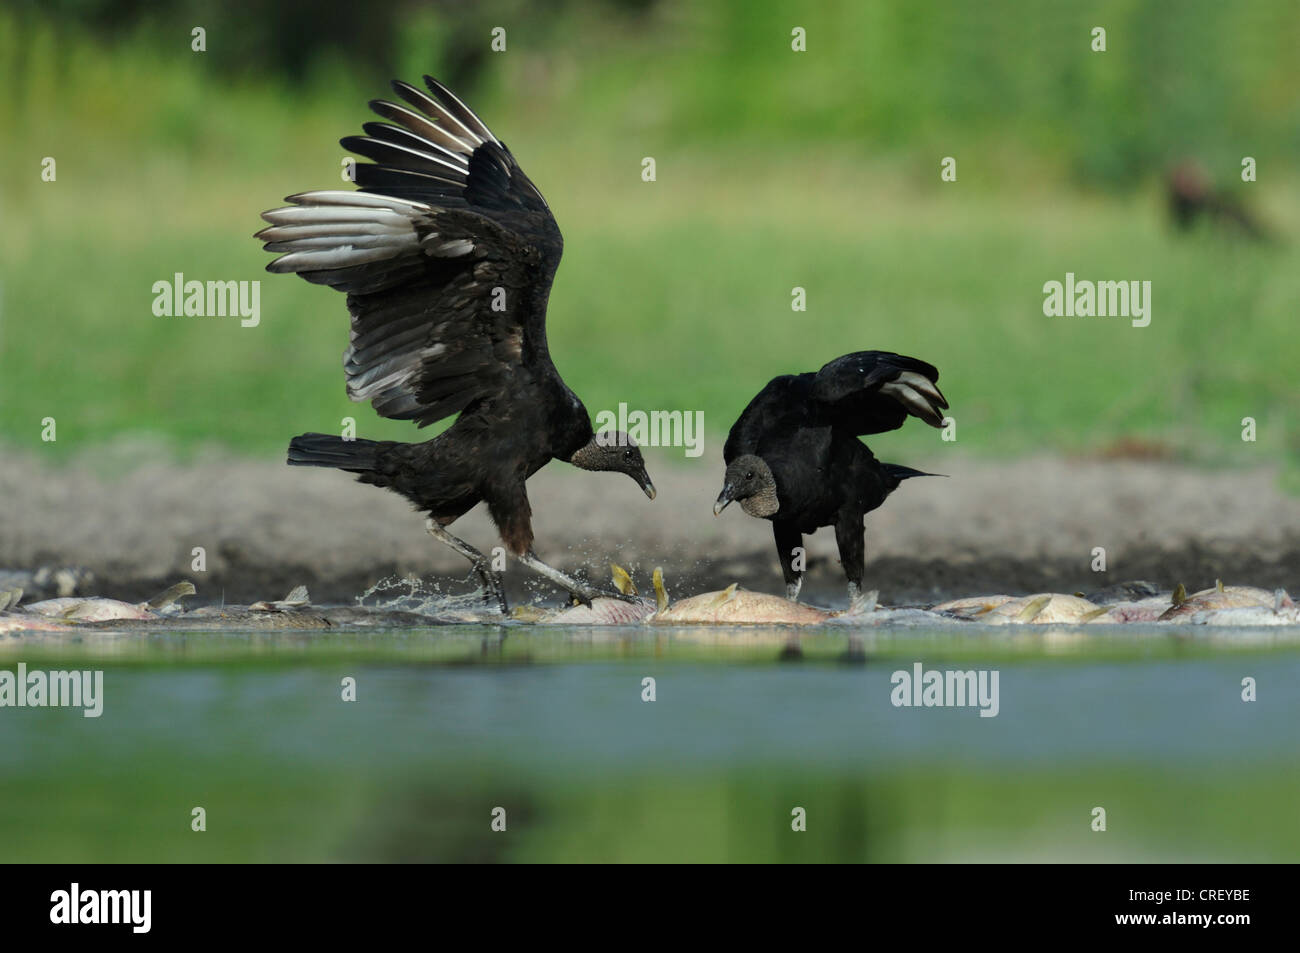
[713,351,948,609]
[257,75,656,611]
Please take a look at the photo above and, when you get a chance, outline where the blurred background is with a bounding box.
[1,0,1297,467]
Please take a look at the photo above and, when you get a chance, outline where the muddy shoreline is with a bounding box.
[3,448,1297,608]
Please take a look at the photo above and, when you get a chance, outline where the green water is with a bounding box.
[2,625,1297,862]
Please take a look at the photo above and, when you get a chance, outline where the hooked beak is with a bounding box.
[636,468,657,501]
[713,484,734,516]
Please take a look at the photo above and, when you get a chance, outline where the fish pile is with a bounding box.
[0,582,195,633]
[931,581,1297,626]
[513,570,1299,629]
[2,570,1296,633]
[516,567,834,626]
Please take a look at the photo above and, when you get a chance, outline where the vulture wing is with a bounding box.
[257,76,562,426]
[722,375,804,463]
[811,351,949,433]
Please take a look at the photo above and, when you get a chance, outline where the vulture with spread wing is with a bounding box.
[713,351,948,609]
[258,75,655,611]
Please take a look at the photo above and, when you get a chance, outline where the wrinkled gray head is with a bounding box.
[714,454,778,517]
[570,432,656,500]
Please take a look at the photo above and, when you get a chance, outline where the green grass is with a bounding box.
[2,7,1298,471]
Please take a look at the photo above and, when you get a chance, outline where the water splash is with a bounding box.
[355,574,497,620]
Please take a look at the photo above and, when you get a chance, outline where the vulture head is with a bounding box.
[714,455,778,517]
[571,433,656,500]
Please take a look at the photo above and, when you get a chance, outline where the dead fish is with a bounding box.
[1159,580,1294,621]
[652,584,833,625]
[1088,596,1174,624]
[610,564,638,597]
[23,597,149,622]
[524,564,656,624]
[978,593,1104,625]
[250,585,311,611]
[648,568,831,625]
[652,567,670,612]
[0,612,75,633]
[1082,580,1164,604]
[831,606,961,627]
[826,590,961,626]
[156,605,334,629]
[932,594,1014,618]
[1186,605,1300,626]
[509,605,550,623]
[61,600,159,622]
[1199,582,1293,606]
[320,607,464,627]
[24,581,196,622]
[98,604,444,629]
[540,598,656,625]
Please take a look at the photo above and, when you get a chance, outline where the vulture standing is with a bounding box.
[258,75,655,612]
[713,351,948,608]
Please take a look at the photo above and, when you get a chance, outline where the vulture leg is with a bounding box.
[518,551,637,607]
[490,481,638,606]
[773,521,804,601]
[834,510,875,613]
[425,517,507,613]
[846,584,878,615]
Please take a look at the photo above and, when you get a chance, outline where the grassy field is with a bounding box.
[2,5,1297,471]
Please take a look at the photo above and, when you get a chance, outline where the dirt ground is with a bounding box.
[2,445,1298,608]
